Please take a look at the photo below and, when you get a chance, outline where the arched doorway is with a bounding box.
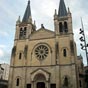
[37,82,45,88]
[31,69,50,88]
[34,74,46,88]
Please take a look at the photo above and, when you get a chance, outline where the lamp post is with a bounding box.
[79,19,88,66]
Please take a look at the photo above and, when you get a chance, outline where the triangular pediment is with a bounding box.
[31,68,50,75]
[29,28,55,40]
[30,68,50,81]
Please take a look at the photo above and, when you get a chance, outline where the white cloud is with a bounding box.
[0,49,4,57]
[0,31,9,37]
[0,45,6,48]
[0,48,11,64]
[40,0,56,17]
[0,2,16,21]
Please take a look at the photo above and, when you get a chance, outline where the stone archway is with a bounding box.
[34,73,46,81]
[34,74,46,88]
[31,68,50,88]
[31,68,50,82]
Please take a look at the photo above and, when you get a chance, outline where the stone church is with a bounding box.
[8,0,81,88]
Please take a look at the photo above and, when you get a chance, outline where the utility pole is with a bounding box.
[79,18,88,66]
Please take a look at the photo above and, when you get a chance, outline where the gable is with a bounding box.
[29,28,55,40]
[30,68,50,81]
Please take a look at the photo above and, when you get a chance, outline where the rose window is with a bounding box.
[35,45,49,60]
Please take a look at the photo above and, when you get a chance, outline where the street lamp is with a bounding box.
[79,19,88,66]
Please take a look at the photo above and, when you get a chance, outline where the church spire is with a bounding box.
[22,0,32,23]
[58,0,67,17]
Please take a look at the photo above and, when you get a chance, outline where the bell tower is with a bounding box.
[15,0,36,41]
[54,0,73,35]
[54,0,78,88]
[54,0,75,65]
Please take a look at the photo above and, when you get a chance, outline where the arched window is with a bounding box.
[79,80,82,87]
[16,78,19,86]
[19,28,23,38]
[24,27,27,36]
[63,49,67,57]
[64,77,68,87]
[19,53,22,59]
[59,22,63,32]
[64,22,68,32]
[19,27,27,39]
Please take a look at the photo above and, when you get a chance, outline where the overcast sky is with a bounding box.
[0,0,88,66]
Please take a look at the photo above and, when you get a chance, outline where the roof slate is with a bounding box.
[58,0,67,17]
[22,0,31,22]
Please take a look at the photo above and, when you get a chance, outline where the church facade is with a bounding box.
[8,0,80,88]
